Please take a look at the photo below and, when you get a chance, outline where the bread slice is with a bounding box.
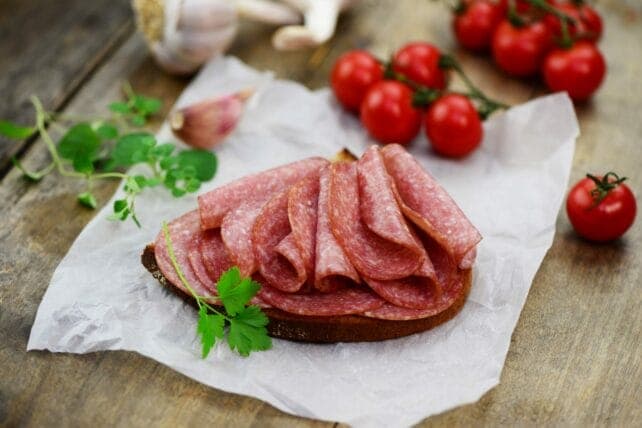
[141,244,472,343]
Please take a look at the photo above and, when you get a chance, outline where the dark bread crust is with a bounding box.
[142,244,472,343]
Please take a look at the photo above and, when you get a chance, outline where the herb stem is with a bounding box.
[162,222,232,322]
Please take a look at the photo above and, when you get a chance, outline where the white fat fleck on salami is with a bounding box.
[198,157,329,230]
[253,190,307,292]
[221,202,263,276]
[287,174,320,279]
[381,144,482,264]
[328,162,423,281]
[314,167,360,292]
[258,284,385,316]
[153,210,214,298]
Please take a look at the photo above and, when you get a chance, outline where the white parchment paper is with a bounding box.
[28,57,579,427]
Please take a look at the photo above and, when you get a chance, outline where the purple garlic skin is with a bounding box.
[170,89,253,149]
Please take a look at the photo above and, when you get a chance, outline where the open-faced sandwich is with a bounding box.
[142,144,481,342]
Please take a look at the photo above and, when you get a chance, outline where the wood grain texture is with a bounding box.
[0,0,640,426]
[0,0,132,172]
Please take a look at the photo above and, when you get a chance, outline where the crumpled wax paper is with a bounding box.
[28,57,579,427]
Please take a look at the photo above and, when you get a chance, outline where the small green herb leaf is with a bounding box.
[95,123,118,140]
[77,191,97,209]
[197,306,225,358]
[176,150,218,181]
[109,133,156,167]
[217,268,260,316]
[0,120,35,139]
[151,143,175,158]
[108,102,131,114]
[133,95,162,116]
[228,306,272,357]
[58,123,101,174]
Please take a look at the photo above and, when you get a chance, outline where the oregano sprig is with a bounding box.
[0,86,218,226]
[162,223,272,357]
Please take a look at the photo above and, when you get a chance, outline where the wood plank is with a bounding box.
[0,0,641,426]
[0,0,133,172]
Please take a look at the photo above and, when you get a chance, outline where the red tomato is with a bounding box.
[492,20,554,77]
[498,0,532,14]
[330,50,383,112]
[453,1,504,52]
[360,81,422,145]
[566,174,637,242]
[424,94,482,158]
[392,42,447,89]
[544,3,603,42]
[542,41,606,101]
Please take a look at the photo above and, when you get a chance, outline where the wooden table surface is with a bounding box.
[1,0,640,426]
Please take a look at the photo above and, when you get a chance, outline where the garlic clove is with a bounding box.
[170,89,254,149]
[165,26,237,65]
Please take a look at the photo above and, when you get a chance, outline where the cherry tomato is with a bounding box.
[566,173,637,242]
[392,42,447,89]
[424,94,482,158]
[331,50,383,112]
[498,0,533,14]
[453,0,504,52]
[544,3,603,42]
[542,41,606,101]
[360,81,422,145]
[492,20,553,77]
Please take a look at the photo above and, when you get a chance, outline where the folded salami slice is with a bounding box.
[315,167,360,292]
[329,162,423,281]
[200,229,232,283]
[258,285,385,316]
[188,247,217,293]
[287,174,319,279]
[198,157,329,230]
[253,190,307,292]
[220,202,263,276]
[154,211,213,298]
[381,144,482,267]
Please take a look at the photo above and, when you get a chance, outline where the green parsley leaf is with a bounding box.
[109,133,156,168]
[197,306,225,358]
[58,123,101,174]
[0,120,35,139]
[176,150,218,181]
[228,306,272,357]
[77,192,97,209]
[217,267,260,316]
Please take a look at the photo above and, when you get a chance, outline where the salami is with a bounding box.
[154,211,213,298]
[381,144,482,266]
[198,157,329,229]
[188,246,217,293]
[288,174,320,279]
[258,284,385,316]
[328,162,423,281]
[253,190,307,292]
[220,202,263,276]
[200,229,232,282]
[314,167,360,292]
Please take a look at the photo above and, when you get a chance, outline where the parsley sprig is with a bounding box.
[162,223,272,357]
[0,86,217,226]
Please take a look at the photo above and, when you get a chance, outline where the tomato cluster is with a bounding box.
[453,0,606,101]
[331,43,504,158]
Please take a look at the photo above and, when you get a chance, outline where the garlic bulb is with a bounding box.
[132,0,360,75]
[170,88,254,149]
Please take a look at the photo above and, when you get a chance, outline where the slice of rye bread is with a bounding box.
[141,245,472,343]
